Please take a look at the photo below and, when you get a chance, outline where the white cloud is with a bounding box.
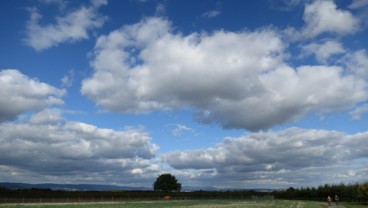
[162,128,368,187]
[25,0,107,51]
[82,17,367,131]
[0,69,65,122]
[301,40,345,63]
[287,0,360,40]
[0,109,159,185]
[202,10,221,18]
[304,0,359,37]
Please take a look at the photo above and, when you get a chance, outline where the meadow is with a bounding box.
[0,199,324,208]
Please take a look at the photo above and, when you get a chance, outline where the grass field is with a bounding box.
[0,199,325,208]
[341,202,368,208]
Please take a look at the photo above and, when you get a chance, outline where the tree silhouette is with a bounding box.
[153,173,181,194]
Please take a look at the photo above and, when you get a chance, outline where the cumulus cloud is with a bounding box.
[25,0,107,51]
[301,40,345,63]
[82,17,367,131]
[287,0,360,40]
[0,69,65,122]
[0,109,159,185]
[162,128,368,187]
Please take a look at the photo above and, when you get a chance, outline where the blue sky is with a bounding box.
[0,0,368,189]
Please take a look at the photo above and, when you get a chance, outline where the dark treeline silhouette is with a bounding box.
[275,182,368,203]
[1,181,367,204]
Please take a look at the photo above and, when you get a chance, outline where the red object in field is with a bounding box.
[163,195,171,200]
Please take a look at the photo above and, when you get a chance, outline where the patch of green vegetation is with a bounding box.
[342,202,368,208]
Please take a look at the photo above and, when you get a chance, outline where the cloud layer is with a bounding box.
[82,16,367,131]
[0,69,159,185]
[163,128,368,187]
[0,108,159,185]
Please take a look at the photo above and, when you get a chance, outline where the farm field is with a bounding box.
[0,199,324,208]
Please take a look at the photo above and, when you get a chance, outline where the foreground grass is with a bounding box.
[0,199,323,208]
[342,202,368,208]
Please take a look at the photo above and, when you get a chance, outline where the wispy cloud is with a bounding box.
[61,70,75,88]
[38,0,68,10]
[300,40,345,63]
[202,10,221,18]
[171,124,195,137]
[24,0,107,51]
[155,2,166,16]
[350,104,368,119]
[349,0,368,9]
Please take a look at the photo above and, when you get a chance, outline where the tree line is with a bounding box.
[275,181,368,203]
[0,187,272,203]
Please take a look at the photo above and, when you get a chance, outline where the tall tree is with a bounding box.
[153,173,181,194]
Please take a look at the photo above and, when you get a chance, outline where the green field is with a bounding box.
[0,200,324,208]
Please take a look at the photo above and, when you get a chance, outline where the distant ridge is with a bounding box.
[0,182,275,192]
[0,182,150,191]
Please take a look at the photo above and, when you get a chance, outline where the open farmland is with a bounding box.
[0,200,324,208]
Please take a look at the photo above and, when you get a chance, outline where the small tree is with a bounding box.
[153,173,181,194]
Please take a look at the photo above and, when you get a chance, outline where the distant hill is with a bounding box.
[0,182,275,192]
[0,182,150,191]
[0,182,215,192]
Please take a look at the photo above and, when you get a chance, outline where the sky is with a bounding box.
[0,0,368,189]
